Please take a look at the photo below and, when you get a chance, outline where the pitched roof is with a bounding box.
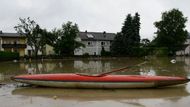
[0,32,25,38]
[0,31,116,40]
[79,32,116,41]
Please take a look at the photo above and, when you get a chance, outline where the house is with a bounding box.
[176,33,190,55]
[43,44,54,55]
[0,30,115,56]
[74,31,116,55]
[0,31,27,56]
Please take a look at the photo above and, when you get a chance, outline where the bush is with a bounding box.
[101,47,111,56]
[0,51,19,61]
[83,53,89,57]
[153,47,169,56]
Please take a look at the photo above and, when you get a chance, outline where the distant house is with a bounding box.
[26,44,54,56]
[0,31,27,56]
[0,31,53,57]
[176,33,190,55]
[74,31,116,55]
[0,30,116,56]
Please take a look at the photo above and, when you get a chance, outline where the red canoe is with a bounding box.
[12,74,190,89]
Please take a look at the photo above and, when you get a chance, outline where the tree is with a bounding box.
[141,38,150,47]
[133,13,141,47]
[153,9,188,55]
[54,21,84,56]
[140,38,152,56]
[14,17,49,58]
[111,13,141,56]
[101,46,111,56]
[111,32,124,55]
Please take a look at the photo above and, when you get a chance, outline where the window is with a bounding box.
[88,42,91,45]
[87,34,94,38]
[87,42,93,46]
[101,42,105,46]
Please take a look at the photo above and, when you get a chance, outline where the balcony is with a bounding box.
[2,44,27,48]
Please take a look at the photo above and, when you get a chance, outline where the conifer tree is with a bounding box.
[111,13,141,56]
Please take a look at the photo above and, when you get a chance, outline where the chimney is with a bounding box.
[103,31,106,38]
[0,30,2,34]
[85,30,87,33]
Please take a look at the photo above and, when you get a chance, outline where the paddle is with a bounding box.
[77,61,147,77]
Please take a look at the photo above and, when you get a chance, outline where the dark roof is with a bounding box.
[79,32,116,41]
[0,32,25,38]
[0,31,116,40]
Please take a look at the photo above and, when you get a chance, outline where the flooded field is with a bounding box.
[1,57,190,107]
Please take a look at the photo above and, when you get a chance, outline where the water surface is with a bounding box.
[1,57,190,107]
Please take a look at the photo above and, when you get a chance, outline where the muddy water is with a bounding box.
[1,57,190,107]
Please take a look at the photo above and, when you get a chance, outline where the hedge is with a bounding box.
[0,51,19,61]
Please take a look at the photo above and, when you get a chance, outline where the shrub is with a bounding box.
[101,47,111,56]
[0,51,19,61]
[83,53,89,57]
[153,47,169,56]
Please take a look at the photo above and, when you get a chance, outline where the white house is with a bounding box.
[74,31,116,55]
[176,33,190,55]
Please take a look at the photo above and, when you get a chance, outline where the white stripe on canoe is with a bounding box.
[15,79,156,88]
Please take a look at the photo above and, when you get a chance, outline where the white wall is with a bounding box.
[74,40,111,55]
[176,39,190,55]
[25,45,42,56]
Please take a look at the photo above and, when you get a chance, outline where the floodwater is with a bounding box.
[1,57,190,107]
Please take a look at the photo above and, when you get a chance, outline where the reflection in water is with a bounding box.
[12,86,189,100]
[74,60,111,73]
[0,73,4,81]
[1,57,190,107]
[0,57,190,80]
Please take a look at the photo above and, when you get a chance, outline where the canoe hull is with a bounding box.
[12,74,189,89]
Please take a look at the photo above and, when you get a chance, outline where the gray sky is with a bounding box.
[0,0,190,40]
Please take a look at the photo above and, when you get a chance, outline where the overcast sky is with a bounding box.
[0,0,190,40]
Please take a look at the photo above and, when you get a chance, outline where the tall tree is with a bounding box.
[14,17,49,57]
[133,13,141,47]
[54,21,84,56]
[111,13,141,56]
[154,9,188,55]
[111,32,124,55]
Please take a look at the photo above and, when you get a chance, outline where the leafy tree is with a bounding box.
[14,17,50,57]
[141,38,150,47]
[44,30,57,47]
[54,21,84,56]
[140,38,152,56]
[111,13,141,56]
[153,9,188,55]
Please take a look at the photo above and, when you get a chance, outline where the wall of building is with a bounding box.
[19,48,25,56]
[45,44,54,55]
[176,39,190,55]
[2,37,26,44]
[0,37,26,56]
[25,45,43,56]
[74,40,111,55]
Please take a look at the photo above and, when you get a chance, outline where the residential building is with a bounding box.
[43,44,54,55]
[176,33,190,55]
[74,31,116,55]
[0,31,115,56]
[0,31,27,56]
